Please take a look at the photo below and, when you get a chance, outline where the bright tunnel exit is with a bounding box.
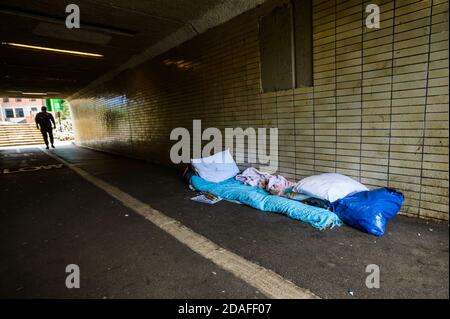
[0,96,74,148]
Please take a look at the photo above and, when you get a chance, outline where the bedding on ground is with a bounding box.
[293,173,368,203]
[190,175,343,230]
[187,151,401,235]
[191,149,240,183]
[235,167,294,196]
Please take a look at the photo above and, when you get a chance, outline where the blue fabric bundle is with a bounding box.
[332,188,404,236]
[190,176,343,230]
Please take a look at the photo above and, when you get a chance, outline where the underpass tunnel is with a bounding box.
[0,0,449,300]
[1,0,448,223]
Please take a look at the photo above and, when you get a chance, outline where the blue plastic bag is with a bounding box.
[332,188,404,236]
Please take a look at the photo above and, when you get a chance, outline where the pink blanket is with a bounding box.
[235,167,294,196]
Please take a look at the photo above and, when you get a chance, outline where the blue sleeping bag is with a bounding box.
[332,188,404,236]
[190,176,343,230]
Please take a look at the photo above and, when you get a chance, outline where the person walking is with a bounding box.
[35,106,56,149]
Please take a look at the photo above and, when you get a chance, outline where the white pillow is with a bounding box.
[293,173,368,203]
[191,149,240,183]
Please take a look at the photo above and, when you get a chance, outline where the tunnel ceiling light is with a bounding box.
[7,90,60,96]
[1,42,104,58]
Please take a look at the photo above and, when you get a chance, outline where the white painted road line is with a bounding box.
[41,148,319,299]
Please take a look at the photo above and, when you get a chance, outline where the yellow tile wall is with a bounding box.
[69,0,449,221]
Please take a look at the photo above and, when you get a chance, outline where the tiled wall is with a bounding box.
[69,0,449,221]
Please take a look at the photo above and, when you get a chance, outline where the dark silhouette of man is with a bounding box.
[35,106,56,149]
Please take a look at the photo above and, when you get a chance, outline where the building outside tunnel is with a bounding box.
[0,97,45,123]
[0,0,449,303]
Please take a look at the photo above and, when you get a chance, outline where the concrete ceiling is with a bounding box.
[0,0,265,99]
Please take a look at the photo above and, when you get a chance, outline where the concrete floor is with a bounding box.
[0,144,448,299]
